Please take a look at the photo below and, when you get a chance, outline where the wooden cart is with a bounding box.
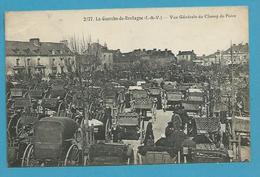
[21,117,81,167]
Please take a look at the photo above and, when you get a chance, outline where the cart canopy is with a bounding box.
[134,98,153,109]
[148,88,161,96]
[117,112,139,126]
[13,98,31,109]
[34,117,78,159]
[166,92,183,102]
[194,117,220,134]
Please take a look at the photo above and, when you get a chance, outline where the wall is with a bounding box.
[100,52,113,70]
[6,55,76,77]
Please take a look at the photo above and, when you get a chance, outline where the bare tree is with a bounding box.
[67,34,91,54]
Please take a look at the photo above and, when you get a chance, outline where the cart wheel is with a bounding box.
[26,145,38,166]
[138,120,143,142]
[64,144,80,166]
[105,119,112,141]
[21,144,32,167]
[15,118,23,136]
[137,153,142,165]
[8,116,18,139]
[126,149,134,165]
[22,144,37,167]
[83,154,90,166]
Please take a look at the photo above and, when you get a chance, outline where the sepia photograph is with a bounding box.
[5,6,250,167]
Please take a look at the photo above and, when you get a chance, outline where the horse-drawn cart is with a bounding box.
[133,98,156,121]
[113,112,143,141]
[21,117,82,167]
[147,87,162,109]
[186,117,230,163]
[162,91,184,112]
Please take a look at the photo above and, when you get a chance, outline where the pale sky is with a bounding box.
[5,6,248,56]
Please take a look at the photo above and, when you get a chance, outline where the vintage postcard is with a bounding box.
[5,6,249,167]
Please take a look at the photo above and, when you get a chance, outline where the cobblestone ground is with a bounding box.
[153,109,172,141]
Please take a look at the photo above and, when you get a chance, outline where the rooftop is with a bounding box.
[6,38,73,56]
[223,43,249,54]
[177,50,195,56]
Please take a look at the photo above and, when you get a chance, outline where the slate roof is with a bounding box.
[223,43,249,55]
[205,43,249,59]
[177,50,195,56]
[6,40,73,56]
[113,48,175,63]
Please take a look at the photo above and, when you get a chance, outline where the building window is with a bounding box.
[16,58,20,66]
[27,58,31,65]
[37,58,41,65]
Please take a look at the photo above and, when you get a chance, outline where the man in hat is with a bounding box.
[165,121,174,138]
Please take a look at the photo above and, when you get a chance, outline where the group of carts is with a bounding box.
[7,72,249,167]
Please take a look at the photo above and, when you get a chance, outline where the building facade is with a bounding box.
[6,38,75,79]
[201,43,249,66]
[221,43,249,65]
[203,51,221,66]
[113,48,176,70]
[176,50,196,62]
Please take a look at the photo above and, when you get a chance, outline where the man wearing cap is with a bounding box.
[165,121,174,138]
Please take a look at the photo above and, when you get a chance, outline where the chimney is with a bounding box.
[60,40,68,47]
[30,38,40,46]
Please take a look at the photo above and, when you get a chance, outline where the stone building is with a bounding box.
[201,43,249,66]
[100,49,120,70]
[176,50,196,62]
[113,48,176,70]
[203,51,221,66]
[6,38,75,79]
[221,43,249,65]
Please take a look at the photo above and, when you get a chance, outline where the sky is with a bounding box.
[5,6,248,56]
